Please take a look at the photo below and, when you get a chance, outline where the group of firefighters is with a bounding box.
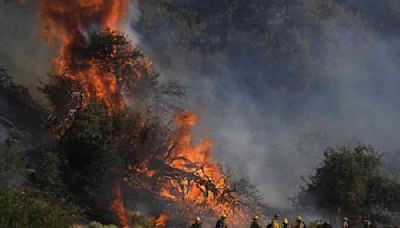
[190,214,375,228]
[248,214,306,228]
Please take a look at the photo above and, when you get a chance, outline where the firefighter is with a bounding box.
[363,218,372,228]
[191,217,202,228]
[250,215,261,228]
[295,216,306,228]
[342,217,350,228]
[215,214,228,228]
[282,218,290,228]
[271,214,281,228]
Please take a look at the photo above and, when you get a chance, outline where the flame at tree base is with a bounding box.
[111,181,130,228]
[128,111,249,226]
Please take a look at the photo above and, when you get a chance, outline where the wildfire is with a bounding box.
[39,0,127,53]
[37,0,248,226]
[171,112,212,163]
[161,111,239,216]
[128,111,247,223]
[39,0,129,110]
[39,0,133,224]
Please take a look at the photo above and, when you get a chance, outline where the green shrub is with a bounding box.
[34,151,63,190]
[88,221,118,228]
[0,144,28,186]
[297,145,400,221]
[0,186,82,227]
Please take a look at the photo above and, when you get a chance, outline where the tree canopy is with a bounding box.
[296,145,400,221]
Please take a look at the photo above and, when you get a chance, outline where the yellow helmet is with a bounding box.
[283,218,289,224]
[196,217,201,222]
[222,213,227,218]
[296,216,303,221]
[253,215,259,220]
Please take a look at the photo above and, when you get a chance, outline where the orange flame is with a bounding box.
[39,0,127,66]
[160,111,239,217]
[38,1,247,224]
[39,0,128,110]
[155,214,168,228]
[171,111,213,165]
[111,181,130,228]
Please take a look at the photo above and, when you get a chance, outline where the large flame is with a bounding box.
[130,113,247,224]
[39,0,131,223]
[162,111,239,217]
[39,0,127,57]
[39,0,128,110]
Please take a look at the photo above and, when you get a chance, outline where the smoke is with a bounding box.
[212,21,400,209]
[2,0,400,211]
[133,1,400,210]
[0,1,52,103]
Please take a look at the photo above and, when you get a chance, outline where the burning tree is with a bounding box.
[37,0,267,226]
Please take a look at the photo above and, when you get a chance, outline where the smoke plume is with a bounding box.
[133,0,400,209]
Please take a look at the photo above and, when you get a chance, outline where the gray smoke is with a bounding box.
[210,21,400,209]
[132,1,400,209]
[0,1,52,104]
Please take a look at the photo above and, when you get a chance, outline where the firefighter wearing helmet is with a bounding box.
[363,217,372,228]
[271,214,282,228]
[283,218,290,228]
[250,215,261,228]
[215,214,228,228]
[191,217,202,228]
[342,217,350,228]
[295,216,306,228]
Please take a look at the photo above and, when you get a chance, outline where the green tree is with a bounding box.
[296,145,400,219]
[60,103,167,196]
[61,104,123,194]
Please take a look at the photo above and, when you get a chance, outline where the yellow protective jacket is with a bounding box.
[271,219,281,228]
